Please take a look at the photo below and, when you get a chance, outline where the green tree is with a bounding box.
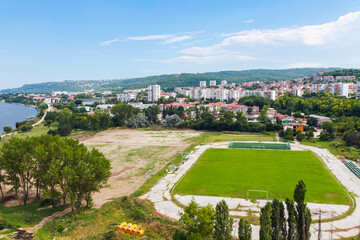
[179,199,215,239]
[294,180,311,240]
[3,126,12,133]
[258,105,270,123]
[284,128,294,141]
[111,104,134,126]
[0,137,35,205]
[271,199,286,240]
[306,117,318,127]
[214,200,233,240]
[296,133,305,142]
[238,218,252,240]
[305,131,314,140]
[285,198,297,240]
[260,202,273,240]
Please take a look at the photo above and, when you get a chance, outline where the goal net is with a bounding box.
[246,190,269,200]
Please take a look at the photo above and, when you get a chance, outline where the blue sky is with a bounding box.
[1,0,360,89]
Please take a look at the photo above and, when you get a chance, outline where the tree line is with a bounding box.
[0,135,111,213]
[47,104,160,136]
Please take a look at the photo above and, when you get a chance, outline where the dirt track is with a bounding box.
[80,129,201,207]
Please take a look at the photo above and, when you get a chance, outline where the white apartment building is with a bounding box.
[311,83,349,97]
[200,81,207,88]
[221,80,227,86]
[357,82,360,99]
[117,93,136,102]
[209,80,217,86]
[148,85,161,102]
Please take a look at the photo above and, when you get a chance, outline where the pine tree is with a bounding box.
[238,218,252,240]
[213,200,233,240]
[260,202,273,240]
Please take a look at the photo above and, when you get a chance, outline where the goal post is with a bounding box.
[246,190,269,200]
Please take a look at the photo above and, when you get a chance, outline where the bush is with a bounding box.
[319,132,335,141]
[296,133,305,142]
[57,223,65,232]
[18,124,33,132]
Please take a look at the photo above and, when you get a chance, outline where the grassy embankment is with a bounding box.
[301,138,360,161]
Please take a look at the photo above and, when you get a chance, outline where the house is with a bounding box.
[283,123,304,133]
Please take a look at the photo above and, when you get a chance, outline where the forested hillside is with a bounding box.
[0,68,337,93]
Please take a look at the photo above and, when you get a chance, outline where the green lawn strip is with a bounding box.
[173,148,350,205]
[0,202,64,228]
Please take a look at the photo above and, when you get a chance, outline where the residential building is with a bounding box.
[200,81,207,88]
[209,80,216,86]
[117,93,136,102]
[148,85,161,102]
[357,82,360,99]
[221,80,227,86]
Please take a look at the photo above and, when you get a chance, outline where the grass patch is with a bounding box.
[35,197,179,240]
[190,132,275,144]
[173,148,350,205]
[0,202,64,228]
[0,228,15,234]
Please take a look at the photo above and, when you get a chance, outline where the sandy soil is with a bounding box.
[80,128,201,207]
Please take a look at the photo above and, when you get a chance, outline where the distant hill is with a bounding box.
[0,68,339,94]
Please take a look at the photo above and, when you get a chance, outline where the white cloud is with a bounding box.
[128,34,193,44]
[221,11,360,46]
[164,35,192,43]
[128,34,174,41]
[243,19,254,23]
[100,39,119,46]
[182,11,360,56]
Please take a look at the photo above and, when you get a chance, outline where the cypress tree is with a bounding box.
[238,218,252,240]
[213,200,233,240]
[294,180,311,240]
[260,202,273,240]
[271,199,286,240]
[285,198,298,240]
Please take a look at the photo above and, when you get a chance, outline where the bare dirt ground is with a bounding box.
[80,128,201,208]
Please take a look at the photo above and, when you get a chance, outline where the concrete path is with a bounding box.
[141,141,360,239]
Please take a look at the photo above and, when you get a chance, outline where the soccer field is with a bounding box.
[173,149,350,205]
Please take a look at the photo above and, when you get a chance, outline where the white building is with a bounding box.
[357,82,360,100]
[221,80,227,86]
[117,93,136,102]
[148,85,161,102]
[311,83,349,97]
[200,81,207,88]
[209,80,217,86]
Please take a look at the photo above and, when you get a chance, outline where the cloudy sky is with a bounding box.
[1,0,360,88]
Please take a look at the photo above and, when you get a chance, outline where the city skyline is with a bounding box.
[1,0,360,89]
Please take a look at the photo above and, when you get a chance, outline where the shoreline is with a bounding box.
[0,102,40,134]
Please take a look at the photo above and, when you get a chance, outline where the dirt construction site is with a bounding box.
[80,129,201,207]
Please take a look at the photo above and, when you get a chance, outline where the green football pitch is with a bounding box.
[173,149,350,205]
